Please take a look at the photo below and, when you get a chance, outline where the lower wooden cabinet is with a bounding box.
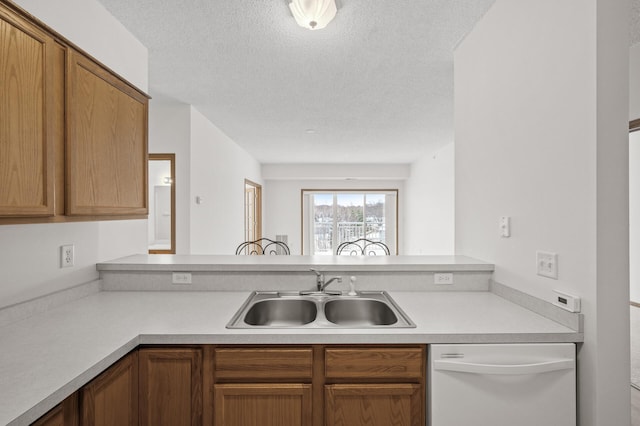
[325,383,422,426]
[31,393,78,426]
[31,344,426,426]
[139,347,203,426]
[212,345,425,426]
[214,383,312,426]
[81,351,138,426]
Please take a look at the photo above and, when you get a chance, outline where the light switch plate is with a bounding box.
[536,251,558,279]
[499,216,511,237]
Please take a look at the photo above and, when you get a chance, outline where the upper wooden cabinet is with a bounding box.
[66,50,148,216]
[0,4,56,217]
[0,1,148,223]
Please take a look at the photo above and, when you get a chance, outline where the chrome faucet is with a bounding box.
[307,268,342,295]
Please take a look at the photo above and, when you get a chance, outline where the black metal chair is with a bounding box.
[335,238,390,256]
[235,238,290,255]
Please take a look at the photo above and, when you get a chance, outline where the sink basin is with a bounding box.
[243,299,317,326]
[226,291,415,329]
[324,299,398,326]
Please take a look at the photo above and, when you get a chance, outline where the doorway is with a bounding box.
[148,154,176,254]
[244,179,262,243]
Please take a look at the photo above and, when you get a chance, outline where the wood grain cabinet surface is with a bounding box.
[0,3,56,217]
[213,345,426,426]
[325,383,422,426]
[214,347,313,380]
[29,344,426,426]
[80,351,138,426]
[324,346,426,426]
[66,49,148,217]
[214,383,312,426]
[0,1,149,223]
[30,393,78,426]
[139,347,203,426]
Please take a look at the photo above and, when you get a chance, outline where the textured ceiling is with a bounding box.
[96,0,640,164]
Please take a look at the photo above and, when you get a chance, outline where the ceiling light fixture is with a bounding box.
[289,0,337,30]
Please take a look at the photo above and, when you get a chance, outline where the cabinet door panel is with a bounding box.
[325,384,422,426]
[66,49,147,216]
[214,383,312,426]
[81,352,138,426]
[139,348,202,426]
[0,4,55,217]
[31,393,78,426]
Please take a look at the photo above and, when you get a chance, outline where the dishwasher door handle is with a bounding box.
[433,358,575,375]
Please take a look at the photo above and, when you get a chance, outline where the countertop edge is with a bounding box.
[96,254,495,273]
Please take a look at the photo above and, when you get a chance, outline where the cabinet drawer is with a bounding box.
[215,348,313,380]
[325,347,424,380]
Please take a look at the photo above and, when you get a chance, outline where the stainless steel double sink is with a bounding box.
[226,291,415,329]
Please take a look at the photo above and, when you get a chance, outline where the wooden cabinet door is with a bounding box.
[214,383,312,426]
[81,352,138,426]
[325,347,424,380]
[139,347,203,426]
[31,393,78,426]
[0,3,56,217]
[324,384,422,426]
[66,49,148,216]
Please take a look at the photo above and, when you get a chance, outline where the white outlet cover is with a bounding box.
[61,244,74,268]
[434,273,454,285]
[172,272,192,284]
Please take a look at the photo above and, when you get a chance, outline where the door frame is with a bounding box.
[148,153,176,254]
[244,179,262,243]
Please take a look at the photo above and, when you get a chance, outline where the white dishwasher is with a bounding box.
[429,343,576,426]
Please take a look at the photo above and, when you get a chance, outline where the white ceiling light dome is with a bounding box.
[289,0,337,30]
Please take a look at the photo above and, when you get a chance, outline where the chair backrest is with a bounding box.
[235,238,291,255]
[335,238,390,256]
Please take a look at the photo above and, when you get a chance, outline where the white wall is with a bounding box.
[403,143,454,255]
[630,44,640,303]
[263,178,404,255]
[631,131,640,303]
[631,44,640,121]
[148,101,191,253]
[14,0,148,92]
[189,107,262,254]
[0,0,149,308]
[454,0,629,425]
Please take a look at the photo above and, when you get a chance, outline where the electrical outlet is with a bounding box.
[61,244,74,268]
[434,273,454,285]
[536,251,558,279]
[172,272,192,285]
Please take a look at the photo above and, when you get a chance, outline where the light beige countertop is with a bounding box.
[0,289,581,425]
[96,254,496,272]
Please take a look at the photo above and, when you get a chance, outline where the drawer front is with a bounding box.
[325,347,424,380]
[215,347,313,380]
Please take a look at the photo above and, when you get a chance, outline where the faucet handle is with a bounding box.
[309,268,322,277]
[348,276,357,296]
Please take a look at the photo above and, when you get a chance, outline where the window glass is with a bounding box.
[303,190,397,255]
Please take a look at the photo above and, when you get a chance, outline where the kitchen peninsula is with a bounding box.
[0,255,582,425]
